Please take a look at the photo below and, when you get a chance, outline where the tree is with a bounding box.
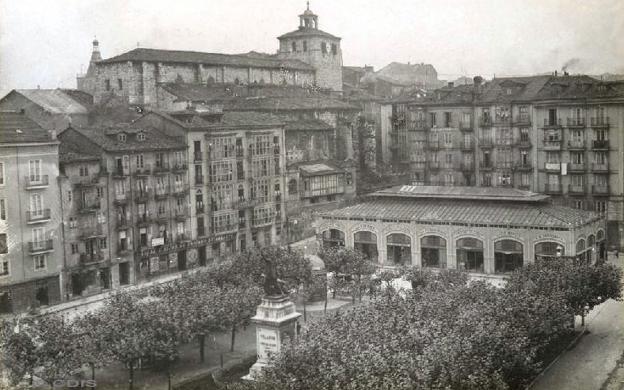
[319,246,376,303]
[214,284,263,352]
[508,257,623,326]
[0,318,39,387]
[74,313,114,381]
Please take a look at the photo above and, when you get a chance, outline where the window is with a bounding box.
[0,199,5,220]
[0,162,4,185]
[0,258,8,276]
[79,165,88,176]
[288,179,298,195]
[29,160,42,182]
[118,133,126,142]
[321,42,327,54]
[444,112,452,127]
[136,154,144,168]
[105,79,111,91]
[30,194,43,216]
[69,217,77,229]
[291,41,297,52]
[67,190,72,202]
[331,43,337,55]
[71,243,78,254]
[303,40,307,52]
[100,238,107,249]
[430,112,437,127]
[118,78,123,90]
[34,254,46,270]
[0,233,7,254]
[594,201,607,214]
[137,132,146,141]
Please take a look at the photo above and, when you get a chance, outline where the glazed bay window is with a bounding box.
[209,137,235,160]
[212,212,237,233]
[211,184,234,211]
[209,161,233,183]
[251,179,270,203]
[252,206,273,226]
[251,135,271,156]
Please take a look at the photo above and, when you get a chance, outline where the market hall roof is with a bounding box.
[375,185,550,202]
[98,48,315,71]
[322,186,600,229]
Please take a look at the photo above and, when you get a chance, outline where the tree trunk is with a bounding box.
[581,313,585,326]
[199,334,206,363]
[230,326,236,352]
[29,373,33,386]
[303,301,307,322]
[324,296,328,314]
[90,362,95,380]
[167,370,172,390]
[128,361,134,390]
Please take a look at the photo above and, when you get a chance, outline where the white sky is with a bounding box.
[1,0,623,96]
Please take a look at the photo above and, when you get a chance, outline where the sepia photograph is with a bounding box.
[0,0,623,389]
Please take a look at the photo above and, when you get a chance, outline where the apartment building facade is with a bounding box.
[0,111,63,313]
[379,76,624,248]
[58,124,190,285]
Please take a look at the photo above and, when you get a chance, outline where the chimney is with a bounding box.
[555,70,558,77]
[448,82,454,88]
[473,76,483,86]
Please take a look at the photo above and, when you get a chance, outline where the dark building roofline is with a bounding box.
[98,48,315,71]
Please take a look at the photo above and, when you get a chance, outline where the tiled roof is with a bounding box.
[151,110,285,130]
[159,82,324,103]
[299,162,344,176]
[324,198,599,229]
[58,89,94,108]
[0,111,54,144]
[375,185,549,202]
[59,147,99,163]
[65,125,186,152]
[98,48,315,71]
[478,76,552,103]
[284,119,333,131]
[224,96,358,112]
[13,89,90,114]
[278,27,340,40]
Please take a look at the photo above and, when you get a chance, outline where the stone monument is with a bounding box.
[243,257,301,380]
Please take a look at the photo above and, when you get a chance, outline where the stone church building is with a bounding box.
[76,4,343,106]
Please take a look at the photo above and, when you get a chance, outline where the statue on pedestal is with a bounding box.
[263,256,286,297]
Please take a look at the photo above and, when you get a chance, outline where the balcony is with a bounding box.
[136,213,152,226]
[175,207,189,221]
[274,144,280,155]
[156,211,169,222]
[427,140,440,150]
[154,188,170,200]
[590,117,610,128]
[26,209,51,224]
[592,185,609,195]
[478,138,493,148]
[239,218,247,229]
[566,117,586,128]
[153,162,170,174]
[543,139,562,150]
[567,140,585,150]
[134,189,151,203]
[460,162,474,171]
[112,169,129,179]
[513,115,531,126]
[514,163,533,171]
[78,200,101,214]
[494,138,514,147]
[176,233,191,243]
[543,118,562,128]
[544,184,562,194]
[479,162,493,171]
[544,163,561,172]
[567,163,585,172]
[74,176,99,188]
[592,163,609,172]
[409,120,429,131]
[194,151,203,162]
[133,164,151,176]
[172,184,190,196]
[117,246,132,256]
[238,198,261,209]
[516,139,532,149]
[495,161,514,170]
[493,116,511,126]
[24,175,49,190]
[28,239,53,254]
[236,146,244,158]
[79,252,105,265]
[592,140,609,150]
[428,161,440,170]
[172,163,188,173]
[459,120,473,131]
[213,223,239,234]
[113,193,129,205]
[478,116,492,127]
[568,184,586,195]
[252,218,273,228]
[116,216,130,230]
[460,141,474,150]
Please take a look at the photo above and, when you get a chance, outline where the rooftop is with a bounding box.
[150,110,285,130]
[8,89,91,114]
[323,195,599,230]
[62,124,186,152]
[284,119,333,132]
[278,27,340,40]
[224,96,358,112]
[0,111,55,144]
[375,185,550,202]
[98,48,314,71]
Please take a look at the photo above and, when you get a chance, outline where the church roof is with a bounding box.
[278,27,340,40]
[99,48,315,71]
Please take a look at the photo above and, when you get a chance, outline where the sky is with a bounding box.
[1,0,623,96]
